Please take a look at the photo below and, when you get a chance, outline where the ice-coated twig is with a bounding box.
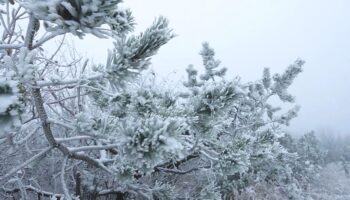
[156,165,210,175]
[0,146,53,182]
[69,144,119,153]
[56,136,93,142]
[61,156,72,200]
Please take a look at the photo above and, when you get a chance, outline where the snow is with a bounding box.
[310,163,350,200]
[0,94,17,113]
[0,79,18,114]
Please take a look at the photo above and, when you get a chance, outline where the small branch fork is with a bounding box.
[1,185,64,199]
[0,146,53,182]
[0,9,188,200]
[1,13,116,196]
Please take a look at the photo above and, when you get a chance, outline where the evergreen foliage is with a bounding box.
[0,1,331,200]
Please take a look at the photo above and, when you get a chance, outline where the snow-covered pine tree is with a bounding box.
[179,43,307,199]
[279,131,325,195]
[0,1,316,199]
[0,1,174,199]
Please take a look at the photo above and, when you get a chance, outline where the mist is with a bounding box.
[1,1,350,199]
[69,0,350,136]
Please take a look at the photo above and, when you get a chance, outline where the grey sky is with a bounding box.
[72,0,350,135]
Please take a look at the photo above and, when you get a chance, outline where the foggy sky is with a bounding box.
[72,0,350,136]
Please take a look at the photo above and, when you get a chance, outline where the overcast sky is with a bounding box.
[72,0,350,136]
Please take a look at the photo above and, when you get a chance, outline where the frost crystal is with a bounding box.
[23,0,134,38]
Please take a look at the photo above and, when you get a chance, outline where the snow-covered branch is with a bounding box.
[69,144,119,153]
[1,185,64,199]
[0,146,53,182]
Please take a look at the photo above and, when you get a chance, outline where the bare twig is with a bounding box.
[0,146,53,182]
[61,156,72,200]
[156,165,210,175]
[1,185,64,199]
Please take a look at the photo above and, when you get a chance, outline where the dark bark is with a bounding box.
[75,171,82,198]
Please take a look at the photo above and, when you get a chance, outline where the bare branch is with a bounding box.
[0,146,53,182]
[1,185,64,199]
[61,156,73,200]
[69,144,119,153]
[56,136,93,142]
[156,165,210,175]
[32,31,66,49]
[0,43,23,49]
